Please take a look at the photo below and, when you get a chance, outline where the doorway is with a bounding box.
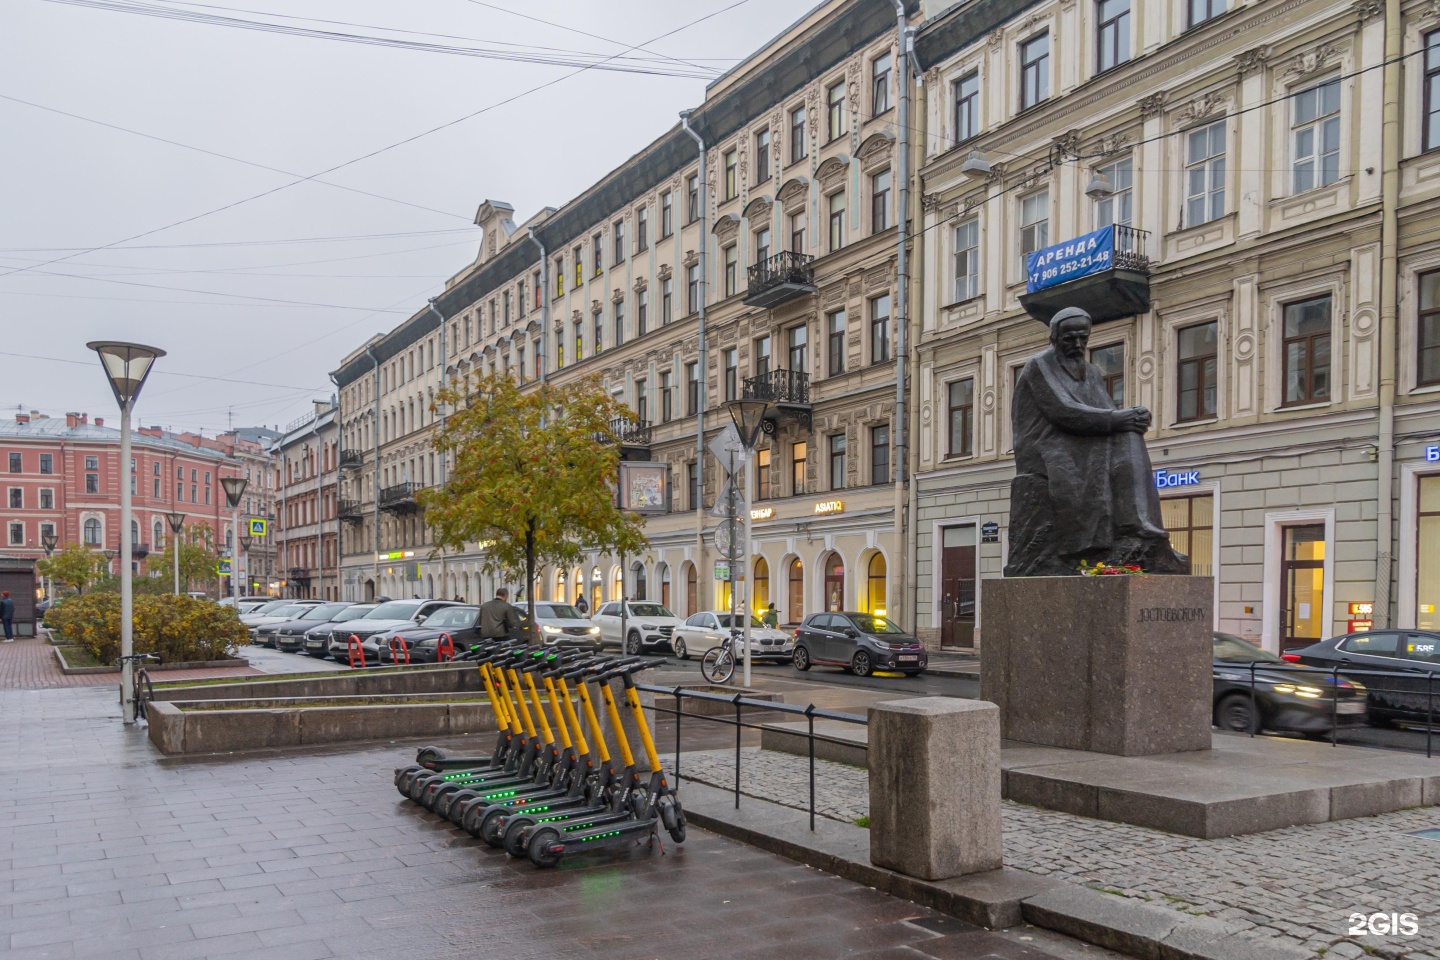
[787,558,804,624]
[822,554,845,612]
[1280,525,1326,652]
[940,525,977,648]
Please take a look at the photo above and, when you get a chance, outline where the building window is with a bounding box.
[613,220,626,263]
[518,280,526,316]
[1096,0,1130,73]
[827,191,845,252]
[661,278,673,325]
[660,371,674,423]
[724,348,738,401]
[1177,321,1219,422]
[790,105,807,163]
[724,149,738,200]
[871,169,891,232]
[614,299,626,347]
[1090,343,1126,406]
[755,228,771,265]
[660,191,673,238]
[636,207,649,252]
[789,210,807,253]
[86,473,99,494]
[829,433,847,489]
[1092,157,1134,228]
[7,453,18,473]
[686,361,701,416]
[1159,493,1215,576]
[827,81,846,141]
[635,379,648,423]
[40,488,53,510]
[533,341,542,379]
[686,174,700,222]
[8,522,21,546]
[1020,33,1049,110]
[871,425,890,485]
[153,478,160,498]
[1020,190,1049,266]
[637,289,649,336]
[554,260,564,297]
[594,312,604,355]
[589,234,601,276]
[84,517,101,545]
[872,52,892,114]
[1419,476,1440,630]
[827,309,846,377]
[687,264,700,314]
[757,448,772,500]
[870,294,891,364]
[1292,78,1340,194]
[86,456,98,470]
[1189,0,1226,28]
[791,441,807,496]
[755,335,772,378]
[1282,295,1332,406]
[8,488,20,509]
[1185,120,1226,226]
[573,246,583,287]
[1420,271,1440,386]
[556,338,565,370]
[39,454,52,475]
[953,220,979,302]
[953,71,979,144]
[574,321,584,362]
[40,522,54,544]
[948,379,975,457]
[687,462,699,511]
[755,129,771,183]
[787,324,809,374]
[724,244,738,297]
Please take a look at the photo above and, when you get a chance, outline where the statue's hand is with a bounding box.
[1115,407,1151,433]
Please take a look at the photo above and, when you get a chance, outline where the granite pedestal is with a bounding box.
[981,575,1213,756]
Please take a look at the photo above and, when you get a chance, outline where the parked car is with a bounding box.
[522,602,603,652]
[1211,633,1367,734]
[240,599,321,626]
[375,605,483,664]
[244,601,325,642]
[219,595,269,609]
[792,612,927,677]
[302,603,377,658]
[592,601,684,654]
[326,599,460,663]
[270,603,364,653]
[670,611,795,663]
[1288,629,1440,727]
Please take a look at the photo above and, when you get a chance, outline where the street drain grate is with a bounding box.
[1407,829,1440,841]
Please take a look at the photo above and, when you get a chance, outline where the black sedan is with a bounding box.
[267,602,364,652]
[792,612,927,677]
[1211,633,1367,734]
[375,605,483,664]
[1289,629,1440,727]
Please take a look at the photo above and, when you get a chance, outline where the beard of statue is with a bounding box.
[1053,318,1091,380]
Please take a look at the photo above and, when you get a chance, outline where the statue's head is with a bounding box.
[1049,307,1093,361]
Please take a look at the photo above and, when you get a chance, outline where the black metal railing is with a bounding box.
[379,482,420,508]
[1112,224,1151,272]
[605,417,653,446]
[289,567,311,581]
[132,542,150,558]
[746,250,816,299]
[339,450,364,469]
[638,682,866,831]
[742,368,810,405]
[336,498,363,519]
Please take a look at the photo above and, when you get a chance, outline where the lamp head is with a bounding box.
[164,510,186,533]
[724,398,771,450]
[41,532,58,553]
[1085,170,1114,201]
[220,476,248,509]
[86,341,165,410]
[960,152,992,180]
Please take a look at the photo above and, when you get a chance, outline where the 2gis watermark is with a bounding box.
[1346,912,1420,938]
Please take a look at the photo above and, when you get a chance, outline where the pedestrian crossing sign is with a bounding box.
[249,519,267,537]
[218,559,231,576]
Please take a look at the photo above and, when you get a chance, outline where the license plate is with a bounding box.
[898,655,918,662]
[1336,701,1365,715]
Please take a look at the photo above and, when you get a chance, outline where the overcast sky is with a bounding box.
[0,0,819,436]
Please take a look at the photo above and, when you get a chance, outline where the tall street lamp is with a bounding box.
[41,531,58,601]
[239,532,253,598]
[165,511,186,595]
[220,476,249,605]
[87,340,165,725]
[725,396,770,689]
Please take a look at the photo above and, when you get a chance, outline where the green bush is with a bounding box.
[44,594,249,665]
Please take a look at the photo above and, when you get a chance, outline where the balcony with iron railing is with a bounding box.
[742,369,812,434]
[337,498,364,522]
[1019,224,1152,326]
[288,567,312,581]
[379,482,421,512]
[339,450,364,469]
[745,251,817,309]
[132,542,150,558]
[604,417,653,447]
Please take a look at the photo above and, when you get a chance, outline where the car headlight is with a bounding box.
[641,624,656,630]
[872,640,892,650]
[1273,683,1325,698]
[542,625,562,635]
[587,626,600,635]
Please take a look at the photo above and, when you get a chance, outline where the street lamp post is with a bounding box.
[164,511,186,595]
[724,397,770,689]
[87,340,165,725]
[220,477,249,605]
[41,531,58,601]
[239,533,253,598]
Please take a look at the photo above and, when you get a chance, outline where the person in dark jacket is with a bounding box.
[0,591,13,642]
[479,587,523,641]
[574,593,589,615]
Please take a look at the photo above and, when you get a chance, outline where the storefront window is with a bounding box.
[1160,494,1214,576]
[866,554,887,616]
[788,558,804,623]
[1419,476,1440,630]
[555,571,567,603]
[823,554,845,612]
[1281,525,1326,652]
[754,557,770,614]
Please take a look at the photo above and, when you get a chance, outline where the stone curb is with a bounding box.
[678,779,1310,960]
[51,646,247,675]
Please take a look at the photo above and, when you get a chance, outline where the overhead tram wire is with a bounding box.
[1,0,759,283]
[0,350,323,391]
[0,227,476,254]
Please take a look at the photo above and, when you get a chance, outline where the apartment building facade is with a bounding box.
[273,401,339,600]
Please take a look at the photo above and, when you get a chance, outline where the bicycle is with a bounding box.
[700,629,741,684]
[116,653,161,720]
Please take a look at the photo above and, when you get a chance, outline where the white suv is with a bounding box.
[593,601,684,655]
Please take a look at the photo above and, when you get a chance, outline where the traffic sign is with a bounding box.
[713,519,741,559]
[709,474,747,518]
[708,424,749,471]
[217,559,231,576]
[249,519,267,537]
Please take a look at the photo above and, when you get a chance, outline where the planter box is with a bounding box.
[52,646,247,676]
[150,663,483,701]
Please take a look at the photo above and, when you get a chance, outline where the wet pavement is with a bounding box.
[0,684,1127,960]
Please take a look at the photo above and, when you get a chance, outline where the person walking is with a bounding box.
[761,602,778,628]
[574,592,589,616]
[479,586,524,642]
[0,591,14,642]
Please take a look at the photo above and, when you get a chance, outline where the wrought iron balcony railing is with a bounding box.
[288,567,312,580]
[379,483,421,510]
[132,542,150,558]
[605,417,653,446]
[745,251,817,307]
[337,499,363,520]
[742,369,810,406]
[339,450,364,469]
[1112,224,1151,272]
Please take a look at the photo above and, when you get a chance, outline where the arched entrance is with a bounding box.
[657,563,671,609]
[754,557,770,618]
[822,553,845,612]
[684,562,698,615]
[632,562,647,601]
[787,558,804,624]
[611,565,623,602]
[363,579,375,601]
[865,553,887,616]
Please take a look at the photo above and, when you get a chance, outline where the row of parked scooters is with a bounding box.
[393,639,685,868]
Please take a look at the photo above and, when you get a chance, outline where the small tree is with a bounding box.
[151,524,221,595]
[420,373,648,613]
[38,544,103,595]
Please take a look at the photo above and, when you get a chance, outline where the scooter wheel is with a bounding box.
[407,776,433,803]
[527,827,564,868]
[460,799,488,835]
[659,797,687,844]
[415,746,445,765]
[478,808,509,847]
[394,764,421,788]
[504,818,537,858]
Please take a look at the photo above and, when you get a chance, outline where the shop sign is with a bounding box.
[376,550,415,561]
[814,500,845,515]
[1155,469,1200,488]
[1025,225,1114,293]
[750,507,774,520]
[1348,619,1374,633]
[1427,445,1439,462]
[981,521,1000,544]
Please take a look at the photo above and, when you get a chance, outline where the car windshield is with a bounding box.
[536,604,584,620]
[251,600,288,614]
[850,614,905,635]
[629,603,674,618]
[267,605,308,618]
[302,604,349,620]
[717,614,763,629]
[333,605,375,621]
[427,608,477,627]
[366,601,421,620]
[1213,633,1283,663]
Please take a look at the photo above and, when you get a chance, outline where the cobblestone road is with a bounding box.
[672,747,1440,960]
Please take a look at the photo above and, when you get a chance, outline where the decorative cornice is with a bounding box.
[632,277,648,293]
[610,287,625,304]
[1354,0,1383,23]
[657,263,673,281]
[1282,42,1338,80]
[1174,90,1229,126]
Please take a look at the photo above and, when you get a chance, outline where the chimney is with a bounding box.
[94,417,104,428]
[66,412,79,428]
[80,413,88,425]
[15,413,29,425]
